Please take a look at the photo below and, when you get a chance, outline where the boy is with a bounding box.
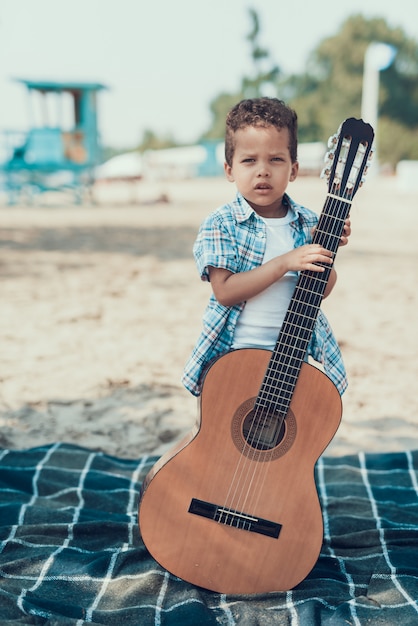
[182,97,350,398]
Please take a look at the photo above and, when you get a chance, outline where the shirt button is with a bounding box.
[227,325,234,331]
[257,231,264,238]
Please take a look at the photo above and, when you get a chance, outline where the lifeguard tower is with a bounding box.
[1,79,107,203]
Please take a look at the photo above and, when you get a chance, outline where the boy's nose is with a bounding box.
[257,165,270,176]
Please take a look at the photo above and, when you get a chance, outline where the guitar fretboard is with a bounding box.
[254,194,352,417]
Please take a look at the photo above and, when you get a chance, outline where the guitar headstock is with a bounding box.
[321,118,374,200]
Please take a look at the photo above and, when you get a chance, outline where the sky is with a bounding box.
[1,0,417,149]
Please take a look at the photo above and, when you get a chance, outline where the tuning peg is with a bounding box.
[320,166,332,180]
[323,150,334,163]
[327,134,338,149]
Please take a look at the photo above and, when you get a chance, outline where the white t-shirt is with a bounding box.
[232,210,298,350]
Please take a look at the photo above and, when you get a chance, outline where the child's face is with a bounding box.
[224,125,298,217]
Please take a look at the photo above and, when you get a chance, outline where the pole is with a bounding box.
[361,42,397,172]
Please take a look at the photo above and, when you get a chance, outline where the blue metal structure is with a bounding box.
[1,79,107,203]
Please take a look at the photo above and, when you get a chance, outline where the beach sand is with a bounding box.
[0,175,417,459]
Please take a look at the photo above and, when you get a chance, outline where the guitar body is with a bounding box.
[139,348,342,594]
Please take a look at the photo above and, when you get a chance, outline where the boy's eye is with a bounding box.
[242,158,255,163]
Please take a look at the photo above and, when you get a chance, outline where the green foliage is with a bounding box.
[291,15,418,142]
[203,93,244,141]
[202,11,418,167]
[242,8,280,98]
[307,15,418,163]
[137,129,178,152]
[378,117,418,167]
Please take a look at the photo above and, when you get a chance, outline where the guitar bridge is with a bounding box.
[188,498,281,539]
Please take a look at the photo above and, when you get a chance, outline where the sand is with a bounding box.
[0,175,417,459]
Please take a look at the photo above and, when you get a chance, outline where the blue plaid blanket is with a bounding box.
[1,443,418,625]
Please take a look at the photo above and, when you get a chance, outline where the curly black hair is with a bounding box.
[225,97,298,166]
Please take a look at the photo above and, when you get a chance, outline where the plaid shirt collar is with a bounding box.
[232,192,304,226]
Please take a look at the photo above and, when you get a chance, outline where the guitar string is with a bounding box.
[220,166,360,524]
[219,193,345,525]
[220,191,352,526]
[240,192,350,519]
[216,202,329,523]
[220,132,370,528]
[213,197,336,525]
[237,193,346,517]
[235,135,372,520]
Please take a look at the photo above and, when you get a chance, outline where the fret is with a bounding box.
[259,387,294,403]
[313,230,342,245]
[257,385,294,399]
[268,351,303,364]
[316,215,346,226]
[280,313,317,330]
[265,356,301,371]
[263,368,299,386]
[261,373,299,394]
[318,218,346,230]
[288,299,320,314]
[293,278,331,297]
[296,281,329,294]
[326,192,353,203]
[261,379,295,393]
[265,367,303,383]
[290,296,321,310]
[320,204,348,215]
[277,328,312,345]
[299,268,333,280]
[269,358,305,372]
[293,282,326,293]
[288,301,322,314]
[281,310,316,323]
[255,395,292,414]
[270,340,307,355]
[262,369,299,386]
[297,270,332,284]
[258,385,294,399]
[320,208,347,219]
[259,390,295,406]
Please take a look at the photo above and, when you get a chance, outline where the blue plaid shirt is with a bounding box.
[182,192,348,396]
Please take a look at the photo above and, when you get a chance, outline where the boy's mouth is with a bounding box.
[255,183,272,190]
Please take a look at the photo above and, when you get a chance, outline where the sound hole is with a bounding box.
[242,409,285,450]
[231,397,297,461]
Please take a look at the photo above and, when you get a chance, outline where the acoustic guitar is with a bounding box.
[139,118,374,594]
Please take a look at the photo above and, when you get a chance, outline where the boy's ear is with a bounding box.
[224,162,234,182]
[289,161,299,182]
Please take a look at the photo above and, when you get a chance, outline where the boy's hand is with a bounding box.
[339,218,351,246]
[311,218,351,247]
[283,244,334,273]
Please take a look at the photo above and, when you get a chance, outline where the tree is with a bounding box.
[136,129,177,152]
[204,12,418,166]
[202,93,242,141]
[241,8,280,99]
[284,15,418,165]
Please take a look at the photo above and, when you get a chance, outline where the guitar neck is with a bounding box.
[253,116,374,418]
[255,194,351,417]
